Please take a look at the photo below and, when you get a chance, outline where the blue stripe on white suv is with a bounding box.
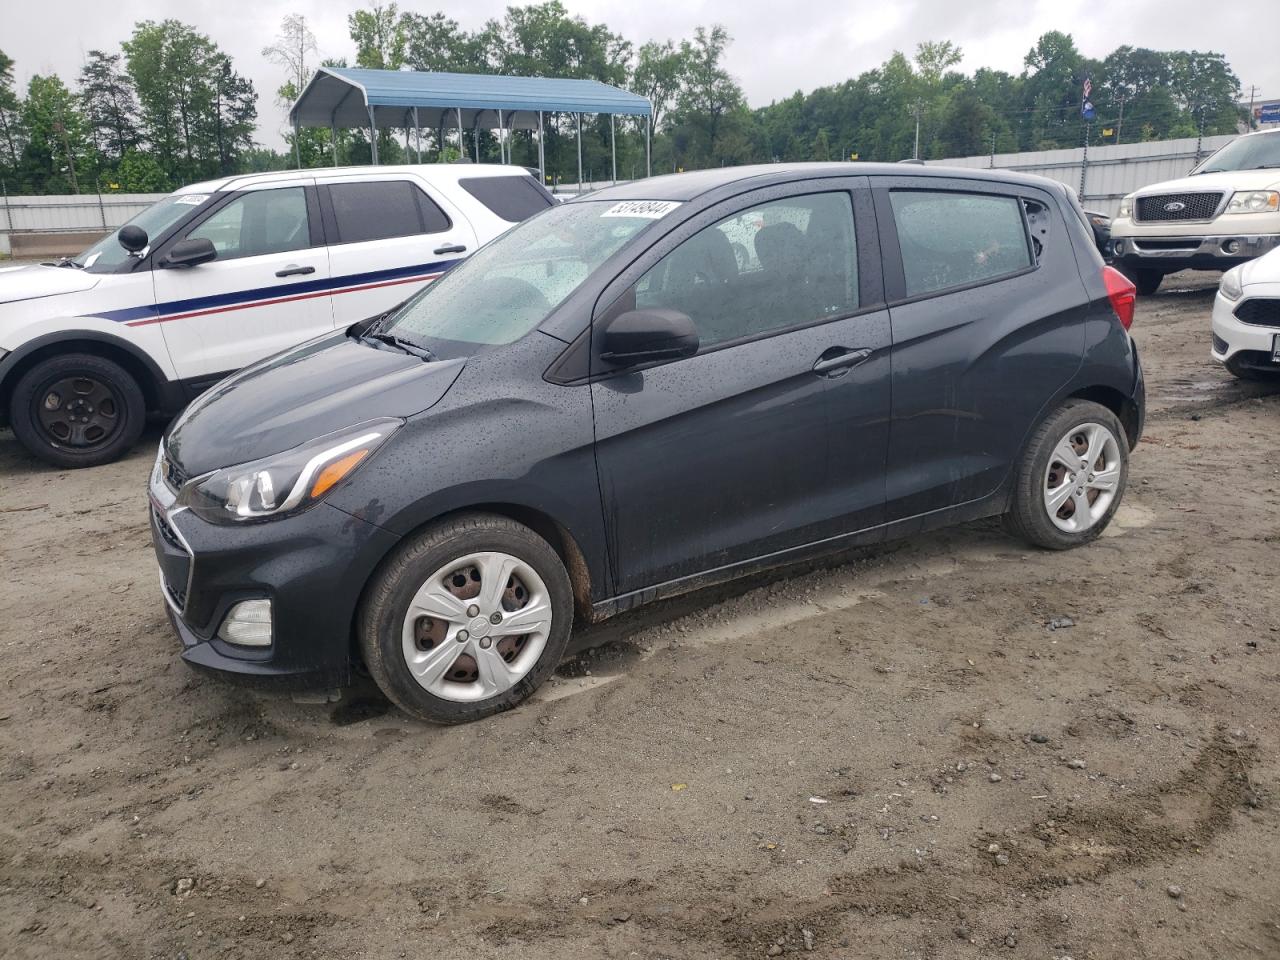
[0,164,554,467]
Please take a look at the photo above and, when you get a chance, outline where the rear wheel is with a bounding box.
[358,513,574,724]
[9,353,146,468]
[1003,400,1129,550]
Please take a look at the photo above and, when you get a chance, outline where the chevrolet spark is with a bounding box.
[149,163,1145,723]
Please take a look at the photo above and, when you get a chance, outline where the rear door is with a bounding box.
[316,175,478,324]
[874,176,1087,521]
[151,179,332,383]
[590,179,892,597]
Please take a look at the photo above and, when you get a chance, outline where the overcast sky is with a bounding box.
[8,0,1277,148]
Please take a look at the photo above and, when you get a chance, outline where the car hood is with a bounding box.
[165,333,467,476]
[1136,169,1280,196]
[1238,244,1280,286]
[0,263,101,304]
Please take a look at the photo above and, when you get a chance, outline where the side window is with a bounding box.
[459,175,554,222]
[327,180,451,243]
[187,187,310,260]
[633,192,858,350]
[889,190,1032,297]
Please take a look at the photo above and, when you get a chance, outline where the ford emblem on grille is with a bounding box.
[1163,201,1187,212]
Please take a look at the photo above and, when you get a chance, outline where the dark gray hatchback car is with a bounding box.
[150,163,1144,723]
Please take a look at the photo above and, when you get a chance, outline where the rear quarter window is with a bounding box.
[327,180,451,243]
[459,175,555,223]
[890,191,1033,297]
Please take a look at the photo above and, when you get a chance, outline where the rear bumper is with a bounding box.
[1111,233,1280,273]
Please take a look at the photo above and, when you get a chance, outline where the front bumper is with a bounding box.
[1111,233,1280,273]
[1211,289,1280,370]
[149,466,400,687]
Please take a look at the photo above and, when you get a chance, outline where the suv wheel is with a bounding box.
[358,513,574,724]
[1003,400,1129,550]
[1118,265,1162,296]
[10,353,147,468]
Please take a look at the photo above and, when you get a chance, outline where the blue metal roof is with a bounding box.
[291,67,651,128]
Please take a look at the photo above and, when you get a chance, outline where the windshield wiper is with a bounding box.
[363,331,437,362]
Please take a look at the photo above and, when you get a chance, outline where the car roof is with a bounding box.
[172,163,530,195]
[580,162,1074,204]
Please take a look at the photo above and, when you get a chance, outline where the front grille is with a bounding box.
[1132,239,1200,251]
[1134,192,1223,223]
[160,454,190,491]
[1234,298,1280,327]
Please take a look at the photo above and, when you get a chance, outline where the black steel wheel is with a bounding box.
[10,353,146,468]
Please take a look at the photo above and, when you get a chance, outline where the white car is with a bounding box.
[1212,245,1280,380]
[0,164,554,467]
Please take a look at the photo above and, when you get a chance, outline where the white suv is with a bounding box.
[1110,128,1280,295]
[0,164,553,467]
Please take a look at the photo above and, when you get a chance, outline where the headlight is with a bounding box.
[176,418,401,524]
[1118,196,1134,218]
[1219,266,1244,301]
[1226,191,1280,215]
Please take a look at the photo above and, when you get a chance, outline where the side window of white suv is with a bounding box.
[186,187,312,260]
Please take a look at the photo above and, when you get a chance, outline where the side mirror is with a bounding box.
[164,237,217,268]
[117,224,149,254]
[600,309,699,366]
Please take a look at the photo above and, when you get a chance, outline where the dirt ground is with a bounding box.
[1,271,1277,960]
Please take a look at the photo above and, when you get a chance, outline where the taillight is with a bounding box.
[1102,266,1136,330]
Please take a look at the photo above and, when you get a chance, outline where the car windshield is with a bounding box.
[383,200,665,351]
[71,193,211,273]
[1193,133,1280,174]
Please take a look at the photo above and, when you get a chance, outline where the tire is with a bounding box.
[1002,400,1129,550]
[9,352,147,468]
[358,513,574,724]
[1118,265,1162,296]
[1224,355,1280,382]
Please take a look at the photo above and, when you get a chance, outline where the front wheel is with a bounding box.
[358,513,574,724]
[9,353,146,468]
[1003,400,1129,550]
[1118,265,1162,296]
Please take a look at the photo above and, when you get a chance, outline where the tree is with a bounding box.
[79,51,140,162]
[115,149,169,191]
[263,14,317,99]
[0,50,24,172]
[20,74,91,193]
[633,40,686,133]
[349,3,406,70]
[672,26,744,166]
[400,12,484,73]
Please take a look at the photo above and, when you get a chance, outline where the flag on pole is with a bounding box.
[1081,76,1096,120]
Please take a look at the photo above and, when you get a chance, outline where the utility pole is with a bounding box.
[913,101,922,160]
[1247,85,1258,130]
[1115,96,1126,145]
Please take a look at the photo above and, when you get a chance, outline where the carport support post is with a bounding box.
[368,106,379,165]
[456,108,464,156]
[413,108,421,163]
[537,111,545,184]
[645,115,652,178]
[330,123,338,167]
[610,114,616,184]
[576,113,583,191]
[498,109,505,164]
[293,120,301,169]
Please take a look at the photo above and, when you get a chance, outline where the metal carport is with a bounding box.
[289,67,653,184]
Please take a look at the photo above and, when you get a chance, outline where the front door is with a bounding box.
[590,184,891,597]
[151,181,333,383]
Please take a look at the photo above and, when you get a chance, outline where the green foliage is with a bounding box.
[115,150,170,192]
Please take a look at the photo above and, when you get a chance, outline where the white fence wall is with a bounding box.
[0,192,166,235]
[927,134,1238,217]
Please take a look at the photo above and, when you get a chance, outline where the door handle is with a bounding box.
[812,347,873,376]
[275,265,315,277]
[433,243,467,255]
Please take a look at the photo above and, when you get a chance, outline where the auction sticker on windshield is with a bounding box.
[601,200,682,219]
[174,194,210,205]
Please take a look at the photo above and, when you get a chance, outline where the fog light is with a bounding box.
[1223,239,1240,255]
[218,599,272,647]
[1112,240,1124,255]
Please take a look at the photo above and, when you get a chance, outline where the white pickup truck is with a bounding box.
[0,164,553,467]
[1110,128,1280,295]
